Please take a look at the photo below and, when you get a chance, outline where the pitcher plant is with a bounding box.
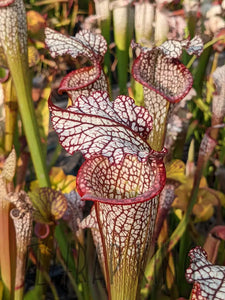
[45,27,203,299]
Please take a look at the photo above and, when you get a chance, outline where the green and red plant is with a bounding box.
[0,0,225,299]
[45,27,205,299]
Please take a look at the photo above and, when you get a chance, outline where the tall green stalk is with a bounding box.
[112,2,133,94]
[0,0,50,188]
[95,0,111,80]
[142,131,217,298]
[0,2,58,300]
[3,78,18,153]
[133,2,154,106]
[142,173,201,297]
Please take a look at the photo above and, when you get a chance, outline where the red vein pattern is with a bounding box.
[143,88,169,149]
[132,41,193,103]
[45,27,107,61]
[45,28,108,103]
[46,28,169,298]
[9,191,33,254]
[59,67,108,102]
[77,154,166,297]
[131,38,201,149]
[198,131,217,162]
[191,283,207,300]
[77,154,165,204]
[49,91,162,164]
[80,199,159,296]
[186,247,225,300]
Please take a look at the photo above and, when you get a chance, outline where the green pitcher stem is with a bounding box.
[148,99,170,151]
[8,61,50,188]
[0,0,50,188]
[142,175,201,297]
[3,78,18,153]
[95,199,159,300]
[14,255,27,300]
[14,285,24,300]
[133,81,144,107]
[55,223,84,300]
[113,4,133,95]
[142,140,212,297]
[95,0,111,83]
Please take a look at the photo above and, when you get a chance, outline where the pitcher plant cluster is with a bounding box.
[0,0,225,299]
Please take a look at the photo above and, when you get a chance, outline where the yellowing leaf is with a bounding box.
[193,188,220,222]
[0,280,3,300]
[28,46,40,67]
[166,252,175,289]
[199,177,208,188]
[63,175,77,194]
[174,208,183,220]
[173,176,220,222]
[49,167,65,185]
[214,190,225,207]
[30,167,77,197]
[193,202,214,222]
[27,10,45,35]
[34,40,45,49]
[49,167,76,193]
[29,187,67,224]
[30,179,39,191]
[39,243,51,255]
[166,159,186,183]
[157,220,175,289]
[157,219,168,246]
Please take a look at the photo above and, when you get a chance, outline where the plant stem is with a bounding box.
[3,78,18,153]
[33,225,55,299]
[112,3,133,95]
[57,249,83,300]
[142,164,203,297]
[9,63,50,187]
[0,0,50,188]
[95,0,111,87]
[55,223,83,300]
[14,287,24,300]
[177,227,191,297]
[95,203,111,300]
[85,230,107,300]
[0,201,16,300]
[186,36,225,69]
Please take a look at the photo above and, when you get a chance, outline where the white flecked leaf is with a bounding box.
[45,27,107,60]
[49,91,156,164]
[186,246,225,300]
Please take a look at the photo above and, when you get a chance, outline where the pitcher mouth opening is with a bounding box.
[76,154,166,205]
